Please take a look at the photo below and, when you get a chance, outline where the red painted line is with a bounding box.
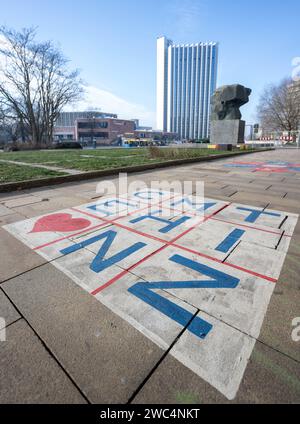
[33,194,178,251]
[72,202,230,246]
[170,203,231,243]
[91,203,233,295]
[70,207,181,244]
[33,221,110,250]
[72,201,278,288]
[91,243,169,295]
[209,216,292,238]
[171,242,277,283]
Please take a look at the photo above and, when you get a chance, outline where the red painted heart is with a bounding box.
[29,213,91,233]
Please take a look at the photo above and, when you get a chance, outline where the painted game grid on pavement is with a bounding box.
[3,189,298,400]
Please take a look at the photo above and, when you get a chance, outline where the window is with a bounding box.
[78,121,108,129]
[78,132,109,139]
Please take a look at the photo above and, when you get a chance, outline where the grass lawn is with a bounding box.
[0,147,252,173]
[0,147,258,183]
[0,162,67,183]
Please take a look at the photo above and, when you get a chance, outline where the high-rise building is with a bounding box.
[156,36,218,140]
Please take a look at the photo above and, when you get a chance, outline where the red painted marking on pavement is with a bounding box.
[91,243,168,295]
[90,203,231,295]
[171,242,277,283]
[71,207,181,244]
[33,194,178,251]
[33,221,111,250]
[62,201,279,288]
[30,213,91,234]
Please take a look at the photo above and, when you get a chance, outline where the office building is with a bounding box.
[157,36,218,139]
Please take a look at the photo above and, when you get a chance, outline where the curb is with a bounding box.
[0,149,273,193]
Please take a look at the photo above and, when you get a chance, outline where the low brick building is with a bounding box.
[53,115,136,145]
[75,118,135,145]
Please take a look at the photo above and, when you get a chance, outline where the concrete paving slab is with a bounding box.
[0,289,20,328]
[0,204,14,217]
[75,195,144,219]
[0,319,87,404]
[3,207,105,252]
[52,228,163,293]
[229,192,283,208]
[0,192,30,202]
[0,228,46,283]
[118,208,199,242]
[178,218,283,252]
[258,255,300,362]
[81,225,163,270]
[12,196,89,218]
[2,264,164,403]
[224,241,286,280]
[132,341,300,404]
[0,212,25,226]
[129,245,277,339]
[4,195,44,208]
[95,271,198,350]
[265,202,299,215]
[166,195,228,217]
[215,202,292,230]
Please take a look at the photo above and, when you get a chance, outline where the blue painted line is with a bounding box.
[236,207,281,223]
[103,199,137,207]
[60,230,146,273]
[87,204,113,216]
[134,190,163,200]
[171,198,216,212]
[223,164,256,168]
[128,254,240,340]
[267,161,290,165]
[128,282,213,339]
[130,212,191,233]
[87,199,137,216]
[60,231,114,255]
[215,229,245,253]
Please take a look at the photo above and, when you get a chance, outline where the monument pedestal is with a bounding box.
[210,120,245,145]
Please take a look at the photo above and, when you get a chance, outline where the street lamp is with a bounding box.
[90,116,97,149]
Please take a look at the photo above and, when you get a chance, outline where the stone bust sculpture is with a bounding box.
[211,84,251,121]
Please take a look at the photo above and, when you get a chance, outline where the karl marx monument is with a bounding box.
[210,84,252,145]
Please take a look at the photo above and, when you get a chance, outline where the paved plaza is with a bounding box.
[0,148,299,404]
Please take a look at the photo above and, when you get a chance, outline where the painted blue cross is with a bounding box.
[130,210,191,233]
[236,207,281,223]
[171,197,216,212]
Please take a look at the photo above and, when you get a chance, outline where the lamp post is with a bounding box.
[90,116,97,149]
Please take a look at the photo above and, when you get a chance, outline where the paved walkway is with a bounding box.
[0,148,299,404]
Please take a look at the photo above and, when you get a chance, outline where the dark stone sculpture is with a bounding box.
[211,84,252,121]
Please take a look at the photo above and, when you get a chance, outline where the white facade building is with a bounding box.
[156,36,218,139]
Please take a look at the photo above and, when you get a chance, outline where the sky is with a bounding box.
[0,0,299,128]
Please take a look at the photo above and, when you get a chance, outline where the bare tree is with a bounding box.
[257,78,300,135]
[0,102,23,143]
[0,27,82,147]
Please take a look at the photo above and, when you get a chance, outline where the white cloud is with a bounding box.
[167,0,208,38]
[67,85,156,128]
